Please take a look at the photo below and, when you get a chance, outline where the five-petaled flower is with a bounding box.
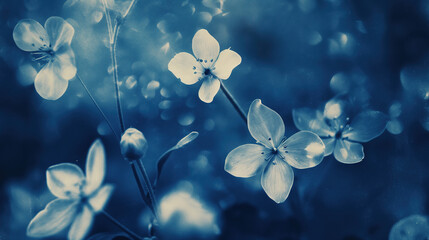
[13,16,77,100]
[293,98,388,164]
[224,99,325,203]
[168,29,242,103]
[27,140,114,240]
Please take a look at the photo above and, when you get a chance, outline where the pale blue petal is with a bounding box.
[192,29,220,68]
[68,205,94,240]
[27,199,79,238]
[198,77,220,103]
[88,184,114,212]
[168,52,203,85]
[322,137,336,156]
[225,144,270,178]
[46,163,84,198]
[34,62,69,100]
[333,139,364,164]
[13,19,50,52]
[279,131,325,169]
[84,139,106,195]
[53,46,76,81]
[342,111,388,143]
[248,99,285,149]
[261,156,294,203]
[44,17,74,52]
[292,108,335,137]
[212,49,241,80]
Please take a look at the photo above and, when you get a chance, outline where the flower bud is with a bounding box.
[120,128,148,160]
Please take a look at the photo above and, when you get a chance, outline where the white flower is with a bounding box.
[27,140,114,240]
[168,29,241,103]
[293,99,388,164]
[224,99,325,203]
[13,17,77,100]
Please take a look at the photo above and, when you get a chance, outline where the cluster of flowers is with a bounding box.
[13,9,388,240]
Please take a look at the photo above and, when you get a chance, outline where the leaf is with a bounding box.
[154,131,199,187]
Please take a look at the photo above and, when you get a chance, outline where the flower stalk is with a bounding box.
[100,210,142,240]
[220,80,247,124]
[76,74,119,140]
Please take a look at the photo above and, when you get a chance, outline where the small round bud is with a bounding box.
[120,128,148,160]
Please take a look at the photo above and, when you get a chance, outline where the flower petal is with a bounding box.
[279,131,325,169]
[168,52,203,85]
[342,111,388,143]
[44,17,74,52]
[68,205,94,240]
[333,139,364,164]
[261,157,294,203]
[225,144,270,178]
[46,163,84,199]
[198,77,220,103]
[53,46,77,81]
[292,108,335,137]
[192,29,220,68]
[13,19,50,52]
[84,139,106,195]
[248,99,285,149]
[34,62,69,100]
[322,137,336,156]
[27,199,79,238]
[88,184,114,212]
[212,49,241,80]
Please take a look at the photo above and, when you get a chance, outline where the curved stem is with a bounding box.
[136,159,160,220]
[219,80,247,124]
[100,210,143,240]
[76,74,119,140]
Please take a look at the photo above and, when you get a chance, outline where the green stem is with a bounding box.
[219,80,247,124]
[76,74,119,140]
[100,210,142,240]
[136,159,160,220]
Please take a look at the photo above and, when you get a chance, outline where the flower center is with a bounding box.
[31,49,55,64]
[204,68,211,76]
[335,131,342,139]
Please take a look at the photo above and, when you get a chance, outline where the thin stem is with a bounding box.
[136,159,160,220]
[110,25,126,133]
[100,210,142,240]
[101,0,114,44]
[130,160,156,216]
[76,74,119,140]
[122,0,138,19]
[219,80,247,124]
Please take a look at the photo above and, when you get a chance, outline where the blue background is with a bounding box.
[1,0,429,239]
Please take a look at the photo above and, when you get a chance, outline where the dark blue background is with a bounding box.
[1,0,429,239]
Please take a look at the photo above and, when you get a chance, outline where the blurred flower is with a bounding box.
[168,29,241,103]
[293,99,388,164]
[27,140,114,240]
[225,99,325,203]
[159,189,219,236]
[389,215,429,240]
[120,128,149,160]
[13,17,76,100]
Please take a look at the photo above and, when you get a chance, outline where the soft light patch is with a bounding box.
[324,101,342,119]
[305,142,324,157]
[160,190,217,232]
